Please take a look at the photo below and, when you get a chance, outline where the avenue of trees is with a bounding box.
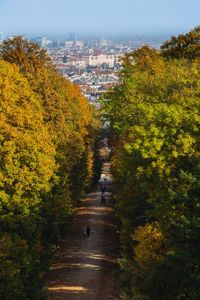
[103,26,200,299]
[0,37,101,299]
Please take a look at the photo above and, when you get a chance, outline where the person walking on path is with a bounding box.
[101,195,106,204]
[86,225,91,238]
[100,183,106,194]
[83,225,87,239]
[102,186,106,195]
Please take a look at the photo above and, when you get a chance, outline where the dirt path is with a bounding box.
[47,163,119,300]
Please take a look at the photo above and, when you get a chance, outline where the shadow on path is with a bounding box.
[47,163,119,300]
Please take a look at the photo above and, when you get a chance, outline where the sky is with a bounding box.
[0,0,199,39]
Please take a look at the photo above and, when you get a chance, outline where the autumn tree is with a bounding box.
[103,28,200,299]
[1,36,101,236]
[0,38,101,298]
[0,36,48,75]
[161,25,200,59]
[0,59,56,299]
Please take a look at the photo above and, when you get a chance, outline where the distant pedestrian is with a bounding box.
[86,225,90,238]
[102,185,106,194]
[83,225,87,239]
[101,195,106,204]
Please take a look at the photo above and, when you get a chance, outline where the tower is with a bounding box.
[0,32,4,42]
[69,32,76,42]
[100,35,107,47]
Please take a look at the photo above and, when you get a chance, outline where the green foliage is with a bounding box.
[103,27,200,299]
[161,25,200,59]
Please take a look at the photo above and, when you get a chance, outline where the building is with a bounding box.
[32,37,52,47]
[65,41,74,47]
[0,32,3,43]
[88,54,115,68]
[99,35,107,47]
[74,40,84,48]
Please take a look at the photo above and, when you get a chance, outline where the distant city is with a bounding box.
[0,32,162,106]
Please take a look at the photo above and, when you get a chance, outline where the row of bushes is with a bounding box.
[0,37,101,299]
[103,26,200,299]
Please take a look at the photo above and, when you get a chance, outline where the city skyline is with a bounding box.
[0,0,199,38]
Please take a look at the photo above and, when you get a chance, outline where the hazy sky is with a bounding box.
[0,0,199,38]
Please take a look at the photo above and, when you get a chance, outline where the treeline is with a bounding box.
[103,26,200,299]
[0,37,101,299]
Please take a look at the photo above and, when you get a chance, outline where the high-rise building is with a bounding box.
[69,32,76,42]
[0,32,4,42]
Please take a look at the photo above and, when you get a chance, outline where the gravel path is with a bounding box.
[47,163,119,300]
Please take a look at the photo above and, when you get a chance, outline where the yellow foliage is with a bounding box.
[0,59,56,203]
[0,37,100,298]
[132,223,165,270]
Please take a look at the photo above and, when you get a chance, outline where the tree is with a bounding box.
[103,29,200,299]
[0,36,48,76]
[161,25,200,59]
[0,37,101,298]
[1,36,100,232]
[0,59,56,299]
